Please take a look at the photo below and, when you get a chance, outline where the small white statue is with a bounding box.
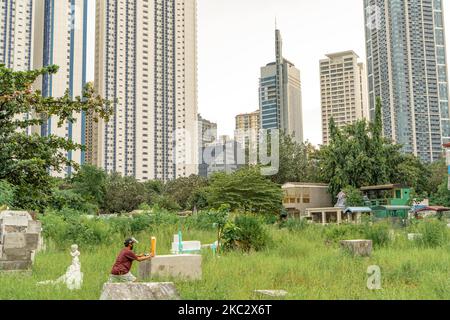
[38,244,84,290]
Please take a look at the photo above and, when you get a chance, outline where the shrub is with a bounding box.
[40,210,112,248]
[48,189,98,214]
[363,221,391,247]
[323,223,364,243]
[222,215,272,252]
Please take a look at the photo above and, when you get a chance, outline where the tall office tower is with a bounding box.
[90,0,198,182]
[1,0,88,173]
[235,110,260,164]
[198,114,217,177]
[259,29,303,143]
[364,0,450,162]
[320,51,369,145]
[0,0,35,71]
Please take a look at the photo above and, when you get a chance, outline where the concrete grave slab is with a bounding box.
[0,260,32,271]
[3,248,31,261]
[340,240,373,257]
[27,221,42,234]
[100,282,180,300]
[3,233,26,250]
[139,254,202,281]
[24,233,39,251]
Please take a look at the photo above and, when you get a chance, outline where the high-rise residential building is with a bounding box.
[0,0,35,71]
[320,51,369,145]
[198,114,217,177]
[1,0,89,174]
[235,110,261,133]
[89,0,198,182]
[364,0,450,162]
[235,110,260,164]
[259,29,303,143]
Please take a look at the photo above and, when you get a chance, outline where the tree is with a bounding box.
[0,64,112,211]
[164,175,208,210]
[342,186,364,207]
[206,167,283,214]
[0,180,15,207]
[101,173,147,214]
[71,165,107,207]
[270,133,322,185]
[319,97,426,197]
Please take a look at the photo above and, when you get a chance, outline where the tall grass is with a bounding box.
[2,217,450,300]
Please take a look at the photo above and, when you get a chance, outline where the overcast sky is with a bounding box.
[86,0,450,146]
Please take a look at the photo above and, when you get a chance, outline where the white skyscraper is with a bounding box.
[364,0,450,162]
[320,51,368,145]
[1,0,89,174]
[90,0,198,182]
[0,0,35,71]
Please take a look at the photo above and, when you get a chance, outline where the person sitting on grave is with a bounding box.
[108,238,153,283]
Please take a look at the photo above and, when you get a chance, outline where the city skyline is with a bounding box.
[84,0,450,146]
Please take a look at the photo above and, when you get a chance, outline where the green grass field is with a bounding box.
[1,224,450,300]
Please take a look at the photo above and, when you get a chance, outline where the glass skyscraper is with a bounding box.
[364,0,450,162]
[259,29,303,143]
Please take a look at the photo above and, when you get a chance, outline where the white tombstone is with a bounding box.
[171,241,202,254]
[37,244,83,290]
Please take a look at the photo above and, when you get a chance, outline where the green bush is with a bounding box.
[363,222,391,247]
[323,223,364,243]
[222,215,272,252]
[40,209,112,248]
[48,189,98,214]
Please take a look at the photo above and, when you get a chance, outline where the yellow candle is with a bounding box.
[151,237,157,257]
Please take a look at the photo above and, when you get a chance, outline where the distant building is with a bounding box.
[364,0,450,162]
[282,183,333,218]
[320,51,368,145]
[205,136,244,177]
[0,0,89,175]
[259,29,303,143]
[88,0,199,181]
[198,114,218,177]
[235,110,260,165]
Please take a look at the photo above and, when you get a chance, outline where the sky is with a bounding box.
[86,0,450,146]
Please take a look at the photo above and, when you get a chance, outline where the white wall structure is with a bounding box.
[90,0,198,182]
[320,51,368,145]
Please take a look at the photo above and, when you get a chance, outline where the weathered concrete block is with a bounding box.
[3,248,31,261]
[139,254,202,281]
[24,233,39,251]
[0,245,3,259]
[3,233,26,250]
[0,260,32,271]
[99,283,180,300]
[27,220,42,234]
[340,240,373,257]
[408,233,423,241]
[0,213,31,227]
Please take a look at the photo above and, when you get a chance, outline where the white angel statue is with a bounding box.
[38,244,84,290]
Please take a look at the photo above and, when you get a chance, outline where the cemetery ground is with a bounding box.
[1,220,450,300]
